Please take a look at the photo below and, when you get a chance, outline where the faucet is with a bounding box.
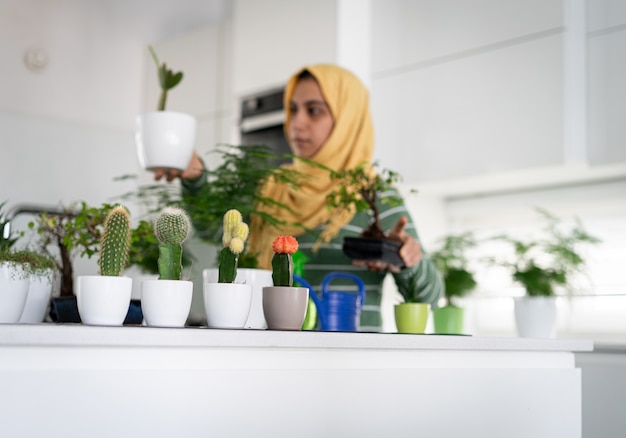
[1,203,73,241]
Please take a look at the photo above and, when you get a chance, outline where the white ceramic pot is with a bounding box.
[141,279,193,327]
[203,268,272,329]
[135,111,197,171]
[203,282,253,329]
[514,296,557,338]
[20,269,54,323]
[76,276,132,326]
[0,263,30,323]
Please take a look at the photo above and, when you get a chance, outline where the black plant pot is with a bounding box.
[50,296,143,325]
[342,237,405,268]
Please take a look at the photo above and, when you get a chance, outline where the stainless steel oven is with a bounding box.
[240,87,291,163]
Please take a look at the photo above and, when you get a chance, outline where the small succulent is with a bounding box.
[154,207,191,280]
[98,206,131,277]
[149,46,183,111]
[218,209,249,283]
[271,236,299,287]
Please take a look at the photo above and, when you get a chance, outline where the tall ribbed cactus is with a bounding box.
[154,207,191,280]
[218,209,249,283]
[271,236,299,287]
[98,206,131,277]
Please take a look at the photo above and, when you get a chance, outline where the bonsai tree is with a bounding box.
[430,232,478,307]
[149,45,183,111]
[325,161,403,240]
[218,209,249,283]
[492,208,600,297]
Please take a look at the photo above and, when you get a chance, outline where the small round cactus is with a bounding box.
[154,207,191,280]
[218,209,249,283]
[98,206,131,277]
[271,236,299,287]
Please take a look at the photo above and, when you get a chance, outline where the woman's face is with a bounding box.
[287,77,334,158]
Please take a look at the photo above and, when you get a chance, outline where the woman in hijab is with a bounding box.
[155,64,442,331]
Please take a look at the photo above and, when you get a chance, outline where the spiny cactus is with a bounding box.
[98,206,131,277]
[218,209,249,283]
[271,236,299,287]
[155,207,191,280]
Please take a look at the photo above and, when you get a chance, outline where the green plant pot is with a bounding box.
[394,303,430,334]
[433,305,464,335]
[301,297,317,330]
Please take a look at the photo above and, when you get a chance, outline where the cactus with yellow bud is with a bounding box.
[218,209,249,283]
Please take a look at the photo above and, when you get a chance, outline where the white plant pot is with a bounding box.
[20,269,54,323]
[514,296,557,338]
[203,282,253,329]
[135,111,197,171]
[0,264,30,323]
[141,279,193,327]
[203,268,272,329]
[76,276,132,326]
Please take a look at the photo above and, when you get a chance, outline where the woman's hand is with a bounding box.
[153,151,204,182]
[352,216,423,273]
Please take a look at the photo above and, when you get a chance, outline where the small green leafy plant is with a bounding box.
[149,46,183,111]
[218,209,249,283]
[491,209,600,297]
[0,247,56,280]
[430,232,478,307]
[154,207,191,280]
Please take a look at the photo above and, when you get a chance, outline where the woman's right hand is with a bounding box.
[153,151,204,182]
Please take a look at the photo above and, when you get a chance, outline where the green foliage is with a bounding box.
[117,144,306,268]
[149,46,184,111]
[430,232,478,306]
[155,207,191,280]
[324,161,404,238]
[492,209,600,297]
[272,253,294,287]
[98,206,131,277]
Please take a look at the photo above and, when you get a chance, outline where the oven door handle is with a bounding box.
[240,110,285,133]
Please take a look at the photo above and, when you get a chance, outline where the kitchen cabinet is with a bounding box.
[369,0,626,185]
[0,324,590,438]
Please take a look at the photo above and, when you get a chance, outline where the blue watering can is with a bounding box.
[294,272,366,332]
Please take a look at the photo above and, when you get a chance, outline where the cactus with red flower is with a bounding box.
[271,236,299,287]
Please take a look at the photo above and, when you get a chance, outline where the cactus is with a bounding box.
[154,207,191,280]
[98,206,131,277]
[271,236,299,287]
[218,209,249,283]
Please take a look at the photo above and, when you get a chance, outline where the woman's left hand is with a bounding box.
[353,216,423,273]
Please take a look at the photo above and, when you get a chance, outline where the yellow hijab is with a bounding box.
[248,64,375,269]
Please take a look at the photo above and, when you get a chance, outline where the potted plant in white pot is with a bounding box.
[492,209,600,338]
[140,207,193,327]
[203,209,253,329]
[262,236,309,331]
[135,46,196,171]
[76,205,133,326]
[430,232,478,335]
[0,248,37,323]
[18,250,57,324]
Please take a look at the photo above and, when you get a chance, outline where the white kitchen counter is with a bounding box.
[0,324,592,438]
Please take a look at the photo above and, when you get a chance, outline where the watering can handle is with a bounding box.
[320,272,366,309]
